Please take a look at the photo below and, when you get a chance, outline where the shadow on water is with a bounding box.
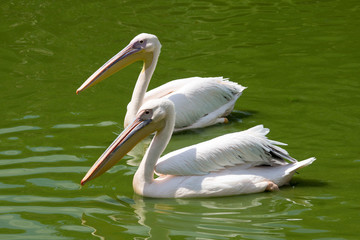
[229,109,256,122]
[290,177,328,188]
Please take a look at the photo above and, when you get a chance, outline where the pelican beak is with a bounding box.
[81,110,160,185]
[76,43,143,94]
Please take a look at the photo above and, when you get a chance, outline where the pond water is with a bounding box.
[1,0,359,239]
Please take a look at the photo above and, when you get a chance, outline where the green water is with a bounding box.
[1,0,359,239]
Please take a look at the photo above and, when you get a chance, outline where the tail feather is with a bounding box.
[286,157,316,174]
[245,125,299,165]
[220,78,247,94]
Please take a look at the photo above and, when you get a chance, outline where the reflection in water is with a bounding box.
[81,217,105,240]
[127,194,313,240]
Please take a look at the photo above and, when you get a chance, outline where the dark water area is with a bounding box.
[1,0,359,239]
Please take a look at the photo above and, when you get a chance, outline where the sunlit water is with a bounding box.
[1,0,359,239]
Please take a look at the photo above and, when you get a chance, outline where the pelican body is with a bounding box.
[81,99,315,198]
[76,33,246,131]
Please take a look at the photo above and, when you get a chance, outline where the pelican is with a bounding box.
[81,99,315,198]
[76,33,246,131]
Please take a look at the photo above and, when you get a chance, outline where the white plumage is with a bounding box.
[81,99,315,198]
[155,125,296,176]
[147,76,245,130]
[76,33,245,131]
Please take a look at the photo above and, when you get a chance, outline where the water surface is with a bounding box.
[1,0,359,239]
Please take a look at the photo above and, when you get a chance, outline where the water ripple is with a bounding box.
[0,155,84,166]
[0,206,116,219]
[0,182,24,189]
[0,126,41,135]
[85,194,320,240]
[79,195,305,239]
[12,115,40,120]
[27,178,79,190]
[52,121,117,129]
[26,146,63,152]
[0,150,22,156]
[0,167,86,177]
[0,214,63,240]
[0,195,125,206]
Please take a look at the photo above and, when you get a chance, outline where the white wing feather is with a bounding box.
[144,77,246,129]
[155,125,298,176]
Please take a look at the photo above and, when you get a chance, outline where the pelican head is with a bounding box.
[81,99,173,185]
[76,33,161,94]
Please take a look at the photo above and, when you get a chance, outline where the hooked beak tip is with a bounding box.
[76,87,82,95]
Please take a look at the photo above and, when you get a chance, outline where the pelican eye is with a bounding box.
[140,109,153,120]
[133,39,146,49]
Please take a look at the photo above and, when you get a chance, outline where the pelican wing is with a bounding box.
[143,78,191,101]
[144,77,246,129]
[155,125,298,176]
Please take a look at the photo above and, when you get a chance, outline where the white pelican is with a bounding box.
[81,99,315,198]
[76,33,246,131]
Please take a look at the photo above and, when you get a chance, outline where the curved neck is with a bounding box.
[125,50,160,127]
[133,108,174,195]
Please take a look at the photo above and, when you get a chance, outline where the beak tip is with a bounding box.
[80,178,87,186]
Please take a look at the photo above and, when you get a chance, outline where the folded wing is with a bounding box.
[155,125,298,176]
[144,77,246,130]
